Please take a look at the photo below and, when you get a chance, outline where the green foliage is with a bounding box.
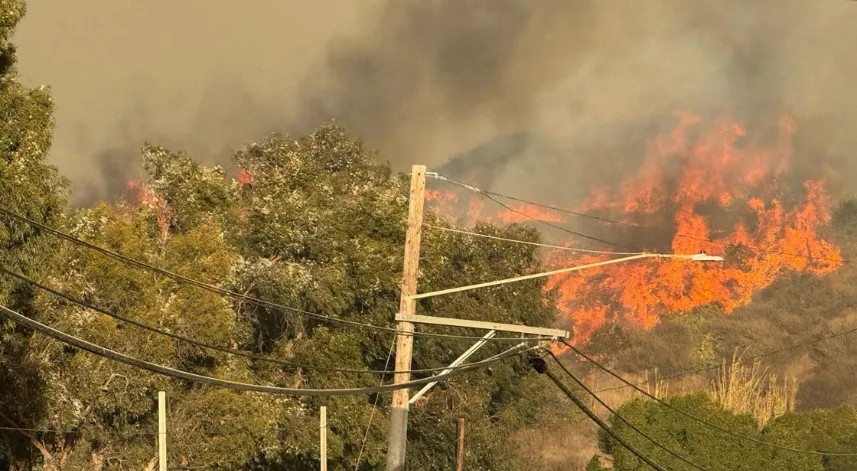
[0,0,23,76]
[0,114,563,470]
[593,393,857,471]
[762,407,857,471]
[142,144,239,232]
[586,455,610,471]
[0,3,69,469]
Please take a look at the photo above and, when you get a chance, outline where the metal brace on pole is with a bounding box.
[409,330,497,405]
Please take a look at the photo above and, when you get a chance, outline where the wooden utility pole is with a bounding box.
[456,418,465,471]
[158,391,167,471]
[385,165,426,471]
[320,406,327,471]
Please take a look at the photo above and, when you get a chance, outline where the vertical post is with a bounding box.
[158,391,166,471]
[456,417,465,471]
[320,406,327,471]
[386,165,426,471]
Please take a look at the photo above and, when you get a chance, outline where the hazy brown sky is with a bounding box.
[13,0,857,204]
[13,0,384,201]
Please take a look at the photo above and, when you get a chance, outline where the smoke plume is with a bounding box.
[15,0,857,463]
[305,0,857,201]
[15,0,857,204]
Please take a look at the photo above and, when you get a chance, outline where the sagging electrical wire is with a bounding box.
[0,207,553,343]
[0,302,534,396]
[593,323,857,394]
[527,354,667,471]
[427,173,848,264]
[543,350,710,471]
[0,265,526,375]
[423,223,643,255]
[559,338,857,457]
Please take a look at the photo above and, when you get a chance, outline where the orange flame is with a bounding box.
[126,180,170,240]
[237,168,254,186]
[426,114,842,344]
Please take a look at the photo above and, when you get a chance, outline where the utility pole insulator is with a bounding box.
[529,356,548,374]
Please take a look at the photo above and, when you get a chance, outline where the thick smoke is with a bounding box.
[303,0,857,412]
[304,0,857,201]
[15,0,857,458]
[18,0,857,204]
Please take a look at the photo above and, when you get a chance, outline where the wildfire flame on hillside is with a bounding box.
[427,114,843,343]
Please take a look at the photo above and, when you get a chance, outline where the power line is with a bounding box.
[429,173,849,264]
[423,223,643,255]
[354,338,396,470]
[0,207,553,342]
[559,338,857,457]
[482,191,637,251]
[528,355,667,471]
[0,265,517,375]
[426,173,634,251]
[0,302,533,396]
[544,350,710,471]
[0,426,89,435]
[593,323,857,394]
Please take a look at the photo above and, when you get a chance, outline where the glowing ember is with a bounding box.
[237,168,254,186]
[125,180,170,240]
[426,114,843,343]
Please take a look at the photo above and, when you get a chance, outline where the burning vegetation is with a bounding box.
[427,114,844,342]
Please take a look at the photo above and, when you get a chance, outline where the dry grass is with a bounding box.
[708,348,797,427]
[643,368,670,399]
[511,418,600,471]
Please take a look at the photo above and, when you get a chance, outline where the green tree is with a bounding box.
[3,124,569,470]
[20,206,295,469]
[219,127,568,470]
[0,1,69,468]
[594,394,824,471]
[761,407,857,471]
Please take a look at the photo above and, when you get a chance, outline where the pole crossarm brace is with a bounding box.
[409,330,497,405]
[396,313,570,338]
[407,253,724,301]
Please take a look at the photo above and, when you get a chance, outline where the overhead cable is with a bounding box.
[0,265,518,375]
[0,207,552,343]
[593,324,857,394]
[544,350,710,471]
[0,303,532,396]
[427,173,848,264]
[425,173,635,251]
[483,192,637,251]
[528,355,667,471]
[559,338,857,457]
[423,223,643,255]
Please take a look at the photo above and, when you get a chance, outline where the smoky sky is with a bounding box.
[13,0,857,205]
[12,0,857,461]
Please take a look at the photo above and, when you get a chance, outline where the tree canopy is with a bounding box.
[0,5,573,467]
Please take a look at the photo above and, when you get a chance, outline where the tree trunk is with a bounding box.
[26,437,57,471]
